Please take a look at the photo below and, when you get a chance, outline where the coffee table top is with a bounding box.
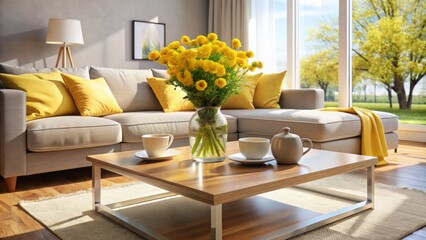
[87,141,376,205]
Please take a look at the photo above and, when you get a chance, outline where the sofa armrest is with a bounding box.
[0,89,26,178]
[279,89,324,109]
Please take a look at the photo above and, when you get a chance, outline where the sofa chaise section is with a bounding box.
[222,108,398,154]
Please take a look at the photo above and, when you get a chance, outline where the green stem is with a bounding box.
[192,134,202,155]
[208,127,220,156]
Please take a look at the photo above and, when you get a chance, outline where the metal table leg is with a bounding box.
[92,165,101,210]
[211,204,223,240]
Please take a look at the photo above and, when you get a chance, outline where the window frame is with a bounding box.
[286,0,352,107]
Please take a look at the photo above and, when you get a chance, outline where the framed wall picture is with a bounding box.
[132,20,166,60]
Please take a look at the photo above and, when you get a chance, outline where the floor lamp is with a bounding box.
[46,19,84,68]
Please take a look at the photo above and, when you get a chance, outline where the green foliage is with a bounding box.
[325,102,426,125]
[306,0,426,109]
[300,50,338,100]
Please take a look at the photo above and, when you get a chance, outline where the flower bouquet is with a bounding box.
[149,33,262,162]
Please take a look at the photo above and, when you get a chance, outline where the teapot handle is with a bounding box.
[301,138,313,156]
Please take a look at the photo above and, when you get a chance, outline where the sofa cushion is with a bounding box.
[0,63,90,78]
[253,71,286,109]
[222,109,398,142]
[151,68,169,79]
[104,111,238,143]
[0,71,79,121]
[27,116,122,152]
[222,73,262,109]
[89,66,161,112]
[61,73,123,116]
[147,77,195,112]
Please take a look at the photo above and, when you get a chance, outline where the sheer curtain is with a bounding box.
[249,0,277,73]
[208,0,250,50]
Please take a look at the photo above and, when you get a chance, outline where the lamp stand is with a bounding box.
[54,43,75,68]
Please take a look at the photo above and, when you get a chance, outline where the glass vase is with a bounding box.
[189,106,228,162]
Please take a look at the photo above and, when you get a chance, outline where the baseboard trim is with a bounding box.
[397,124,426,143]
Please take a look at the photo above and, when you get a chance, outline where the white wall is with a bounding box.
[0,0,208,69]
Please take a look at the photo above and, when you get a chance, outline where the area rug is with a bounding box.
[19,171,426,240]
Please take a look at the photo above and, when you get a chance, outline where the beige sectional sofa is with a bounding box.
[0,64,399,192]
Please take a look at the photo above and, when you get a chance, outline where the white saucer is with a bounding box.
[229,153,275,165]
[134,149,180,160]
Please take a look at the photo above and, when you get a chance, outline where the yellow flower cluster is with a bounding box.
[149,33,262,106]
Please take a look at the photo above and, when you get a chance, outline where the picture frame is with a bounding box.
[132,20,166,60]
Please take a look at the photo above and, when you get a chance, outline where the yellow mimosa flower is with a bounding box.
[215,78,227,88]
[198,45,212,59]
[217,66,226,76]
[160,47,170,56]
[168,41,180,49]
[208,62,218,74]
[213,40,226,48]
[202,60,210,72]
[177,46,186,53]
[181,35,190,45]
[159,56,168,65]
[188,40,197,47]
[237,58,248,68]
[237,51,247,59]
[168,52,179,65]
[188,58,197,69]
[232,38,241,48]
[196,35,208,45]
[180,49,196,60]
[211,44,220,53]
[182,70,193,86]
[148,50,160,60]
[246,51,254,58]
[207,33,218,41]
[195,80,208,91]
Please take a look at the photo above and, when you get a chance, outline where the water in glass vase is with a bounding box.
[189,107,228,162]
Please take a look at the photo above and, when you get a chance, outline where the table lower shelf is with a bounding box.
[97,194,330,240]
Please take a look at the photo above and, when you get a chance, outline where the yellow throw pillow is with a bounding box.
[147,77,195,112]
[61,73,123,116]
[254,71,287,109]
[222,73,263,109]
[0,71,78,121]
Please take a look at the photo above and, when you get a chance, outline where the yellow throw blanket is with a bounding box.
[322,107,389,166]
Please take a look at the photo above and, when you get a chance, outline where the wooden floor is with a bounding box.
[0,140,425,240]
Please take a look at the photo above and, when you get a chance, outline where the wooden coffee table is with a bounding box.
[87,141,376,240]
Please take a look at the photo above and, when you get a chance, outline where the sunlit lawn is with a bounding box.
[324,102,426,125]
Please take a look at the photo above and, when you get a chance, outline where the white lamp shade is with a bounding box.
[46,19,84,45]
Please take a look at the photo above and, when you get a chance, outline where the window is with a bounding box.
[351,0,426,125]
[249,0,426,125]
[299,0,339,102]
[249,0,287,73]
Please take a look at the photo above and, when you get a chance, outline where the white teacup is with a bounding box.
[142,134,174,157]
[239,137,270,160]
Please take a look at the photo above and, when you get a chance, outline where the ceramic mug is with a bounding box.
[239,137,270,160]
[142,134,174,157]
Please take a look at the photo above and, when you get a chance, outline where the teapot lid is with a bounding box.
[275,127,299,140]
[282,127,290,134]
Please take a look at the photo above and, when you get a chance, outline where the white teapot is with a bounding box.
[271,127,313,164]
